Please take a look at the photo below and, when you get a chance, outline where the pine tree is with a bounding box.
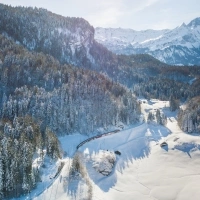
[169,95,179,111]
[147,112,155,122]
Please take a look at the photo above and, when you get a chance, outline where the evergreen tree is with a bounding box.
[169,95,179,111]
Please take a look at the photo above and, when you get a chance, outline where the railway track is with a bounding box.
[76,129,120,149]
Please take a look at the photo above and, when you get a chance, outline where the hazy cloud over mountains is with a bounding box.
[2,0,200,30]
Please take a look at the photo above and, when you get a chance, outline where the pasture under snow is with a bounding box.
[14,99,200,200]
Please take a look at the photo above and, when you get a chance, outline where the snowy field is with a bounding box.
[15,99,200,200]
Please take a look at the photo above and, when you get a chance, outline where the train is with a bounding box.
[76,129,120,150]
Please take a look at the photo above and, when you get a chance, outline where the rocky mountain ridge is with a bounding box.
[95,17,200,66]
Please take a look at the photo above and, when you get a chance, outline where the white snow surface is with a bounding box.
[15,99,200,200]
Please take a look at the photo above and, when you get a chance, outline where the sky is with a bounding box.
[1,0,200,30]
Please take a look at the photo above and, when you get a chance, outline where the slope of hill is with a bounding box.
[95,18,200,66]
[32,99,200,200]
[0,3,190,88]
[1,3,200,97]
[0,4,95,67]
[1,4,200,118]
[0,3,200,199]
[0,33,141,198]
[178,96,200,133]
[0,33,140,136]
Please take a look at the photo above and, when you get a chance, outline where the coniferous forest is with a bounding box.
[0,10,140,197]
[0,3,199,198]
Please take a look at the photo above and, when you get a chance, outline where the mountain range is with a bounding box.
[95,18,200,66]
[0,4,200,100]
[0,4,172,88]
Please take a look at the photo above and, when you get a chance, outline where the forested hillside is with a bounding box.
[0,33,140,198]
[0,4,200,132]
[0,3,199,198]
[178,96,200,133]
[1,3,199,89]
[0,116,60,198]
[1,3,200,101]
[0,34,140,134]
[0,4,160,88]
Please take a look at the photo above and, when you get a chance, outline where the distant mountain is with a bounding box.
[0,3,200,100]
[0,3,170,88]
[95,18,200,66]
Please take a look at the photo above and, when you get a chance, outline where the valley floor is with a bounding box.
[16,99,200,200]
[89,100,200,200]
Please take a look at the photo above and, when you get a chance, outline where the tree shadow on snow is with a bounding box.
[174,143,200,158]
[82,123,171,192]
[67,175,80,196]
[161,145,168,152]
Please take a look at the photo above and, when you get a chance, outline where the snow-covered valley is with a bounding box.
[17,99,200,200]
[1,4,200,200]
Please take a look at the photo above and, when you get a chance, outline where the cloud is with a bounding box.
[127,0,159,13]
[85,0,125,27]
[152,21,172,30]
[146,0,159,7]
[1,0,200,30]
[87,7,123,27]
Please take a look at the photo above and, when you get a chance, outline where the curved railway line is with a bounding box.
[35,123,144,199]
[76,129,121,149]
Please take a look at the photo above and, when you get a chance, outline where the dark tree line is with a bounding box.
[133,77,200,102]
[0,116,60,198]
[178,96,200,133]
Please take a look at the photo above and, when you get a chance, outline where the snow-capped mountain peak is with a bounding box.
[95,17,200,65]
[188,17,200,28]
